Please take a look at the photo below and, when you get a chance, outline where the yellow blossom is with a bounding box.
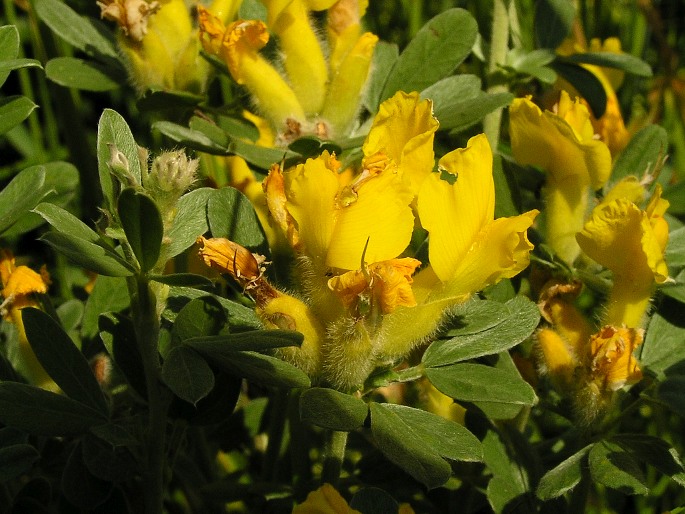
[509,91,611,264]
[292,484,361,514]
[576,188,669,327]
[588,325,643,392]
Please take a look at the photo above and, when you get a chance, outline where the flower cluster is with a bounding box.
[198,91,538,391]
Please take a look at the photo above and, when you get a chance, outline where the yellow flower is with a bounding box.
[588,325,643,392]
[292,484,361,514]
[198,10,305,131]
[509,91,611,264]
[576,188,669,327]
[0,250,54,389]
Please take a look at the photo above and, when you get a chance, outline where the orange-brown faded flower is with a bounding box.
[328,257,421,314]
[293,483,361,514]
[588,325,643,391]
[98,0,160,41]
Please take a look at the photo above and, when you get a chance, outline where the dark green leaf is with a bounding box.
[61,443,113,510]
[562,52,652,77]
[426,363,537,406]
[299,387,368,431]
[40,231,135,276]
[424,297,540,367]
[551,61,607,118]
[229,138,297,170]
[162,346,215,405]
[0,96,38,136]
[22,308,108,415]
[380,9,477,103]
[98,313,146,398]
[535,0,575,49]
[97,109,143,209]
[641,299,685,379]
[0,165,48,235]
[4,162,80,238]
[89,423,138,448]
[350,488,399,513]
[0,444,40,481]
[187,342,310,388]
[380,404,482,462]
[172,296,226,342]
[149,273,214,288]
[34,0,119,60]
[82,434,135,482]
[536,445,592,500]
[164,287,262,331]
[136,88,204,111]
[664,181,685,216]
[184,329,303,352]
[118,188,163,272]
[207,187,268,254]
[82,276,130,340]
[656,376,685,418]
[362,41,399,112]
[57,299,85,334]
[217,114,260,142]
[167,187,213,258]
[189,116,230,148]
[588,440,649,495]
[0,58,42,74]
[610,434,685,487]
[611,125,668,182]
[153,121,227,154]
[0,382,107,436]
[369,402,452,489]
[288,136,342,158]
[168,370,241,426]
[46,57,120,91]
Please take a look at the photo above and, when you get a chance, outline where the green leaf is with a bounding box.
[380,9,476,104]
[588,440,649,495]
[0,444,40,481]
[0,25,20,87]
[207,187,268,254]
[640,299,685,379]
[117,188,163,272]
[136,88,204,111]
[22,308,109,415]
[369,402,452,489]
[551,61,607,117]
[164,287,262,331]
[61,442,113,510]
[229,138,298,170]
[97,109,143,210]
[426,363,537,406]
[380,9,477,104]
[611,125,668,182]
[421,75,513,132]
[3,161,80,238]
[149,273,214,288]
[288,136,341,158]
[167,187,213,258]
[172,296,226,342]
[186,341,310,388]
[34,0,119,61]
[0,96,38,135]
[666,226,685,268]
[423,297,540,367]
[299,387,368,431]
[33,202,100,242]
[40,231,135,276]
[81,433,136,482]
[0,382,107,436]
[45,57,120,91]
[184,330,303,352]
[656,376,685,418]
[0,58,42,75]
[664,181,685,216]
[168,370,241,426]
[562,52,652,77]
[161,346,215,405]
[153,121,227,154]
[535,0,575,49]
[349,488,399,513]
[0,165,48,235]
[610,434,685,487]
[362,41,399,112]
[380,404,482,462]
[82,276,130,340]
[536,445,592,500]
[98,313,146,398]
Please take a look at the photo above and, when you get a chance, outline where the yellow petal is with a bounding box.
[362,91,439,195]
[293,484,361,514]
[536,328,579,392]
[326,164,414,270]
[417,134,494,282]
[509,93,611,190]
[369,258,421,314]
[588,325,643,391]
[284,153,341,264]
[601,176,646,207]
[264,163,301,251]
[327,268,368,310]
[538,280,593,357]
[2,266,49,299]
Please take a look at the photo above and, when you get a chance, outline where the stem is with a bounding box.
[482,0,510,150]
[287,389,312,497]
[321,430,348,488]
[129,275,166,514]
[262,389,290,481]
